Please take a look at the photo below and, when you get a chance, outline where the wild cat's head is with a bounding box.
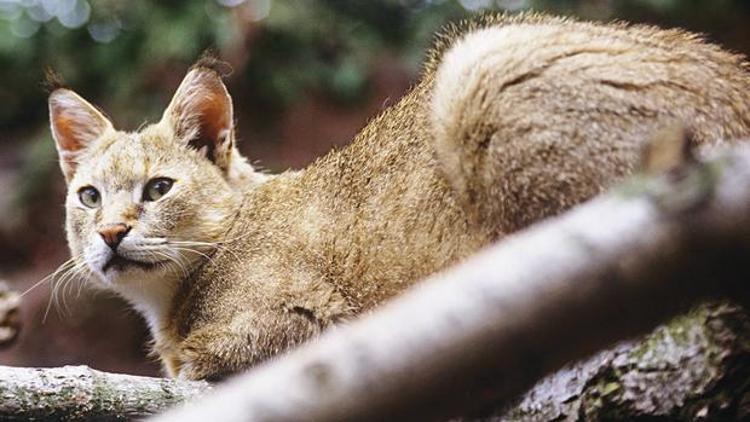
[49,63,257,293]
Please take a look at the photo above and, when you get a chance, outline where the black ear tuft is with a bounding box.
[192,51,234,78]
[42,68,69,93]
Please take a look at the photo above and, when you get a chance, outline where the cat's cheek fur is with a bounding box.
[83,236,111,282]
[65,205,94,270]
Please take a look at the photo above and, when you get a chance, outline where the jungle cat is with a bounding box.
[49,13,750,380]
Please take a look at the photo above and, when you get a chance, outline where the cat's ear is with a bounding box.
[49,89,114,182]
[160,65,234,171]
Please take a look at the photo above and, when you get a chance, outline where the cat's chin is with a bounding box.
[103,255,161,273]
[97,257,169,285]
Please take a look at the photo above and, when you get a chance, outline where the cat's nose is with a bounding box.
[98,224,131,250]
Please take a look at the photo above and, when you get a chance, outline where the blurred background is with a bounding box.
[0,0,749,377]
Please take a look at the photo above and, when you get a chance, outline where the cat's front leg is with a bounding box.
[176,308,324,381]
[177,324,255,381]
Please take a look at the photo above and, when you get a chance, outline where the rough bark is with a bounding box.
[150,143,750,422]
[0,365,209,421]
[495,302,750,421]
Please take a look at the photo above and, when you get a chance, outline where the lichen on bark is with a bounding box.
[497,302,750,421]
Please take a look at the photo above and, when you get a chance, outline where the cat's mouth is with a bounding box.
[102,255,161,273]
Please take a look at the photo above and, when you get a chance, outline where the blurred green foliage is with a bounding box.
[1,0,247,130]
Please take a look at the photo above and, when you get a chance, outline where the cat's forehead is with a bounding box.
[76,128,182,190]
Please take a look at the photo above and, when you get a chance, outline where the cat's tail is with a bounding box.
[429,21,621,235]
[430,24,546,233]
[431,17,750,237]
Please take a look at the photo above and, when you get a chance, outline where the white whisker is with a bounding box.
[43,258,89,323]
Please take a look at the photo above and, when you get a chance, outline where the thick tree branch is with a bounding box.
[0,365,209,420]
[151,143,750,422]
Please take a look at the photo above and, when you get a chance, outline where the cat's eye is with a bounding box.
[143,177,174,201]
[78,186,101,208]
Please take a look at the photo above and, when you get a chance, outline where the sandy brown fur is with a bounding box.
[51,12,750,380]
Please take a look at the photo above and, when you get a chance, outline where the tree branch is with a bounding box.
[0,365,209,420]
[151,143,750,422]
[1,303,746,420]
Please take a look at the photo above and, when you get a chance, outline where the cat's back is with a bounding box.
[192,13,750,313]
[249,83,487,311]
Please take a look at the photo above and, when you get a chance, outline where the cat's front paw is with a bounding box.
[174,307,326,380]
[176,326,257,381]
